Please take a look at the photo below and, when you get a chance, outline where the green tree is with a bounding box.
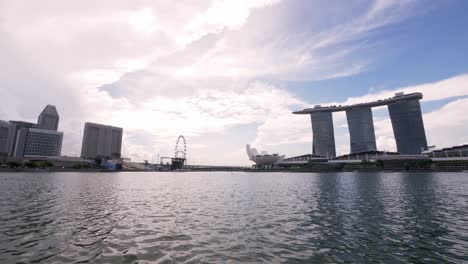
[376,161,384,168]
[38,161,53,168]
[6,161,22,168]
[25,161,38,168]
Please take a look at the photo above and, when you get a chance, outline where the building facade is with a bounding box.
[426,144,468,158]
[37,105,60,131]
[7,121,36,157]
[81,122,123,159]
[0,120,11,156]
[388,99,428,154]
[346,107,377,154]
[3,104,63,158]
[23,128,63,157]
[310,111,336,158]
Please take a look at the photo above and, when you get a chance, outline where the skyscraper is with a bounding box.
[294,92,428,156]
[7,121,36,157]
[23,128,63,157]
[388,98,428,154]
[3,104,64,158]
[37,105,60,131]
[81,122,123,159]
[310,111,336,158]
[346,107,377,154]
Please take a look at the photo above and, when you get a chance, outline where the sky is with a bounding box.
[1,0,468,165]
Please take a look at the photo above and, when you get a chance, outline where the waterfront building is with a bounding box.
[7,121,36,157]
[277,154,328,167]
[37,105,60,131]
[81,122,123,159]
[0,120,11,156]
[388,98,428,154]
[23,128,63,156]
[3,104,64,158]
[13,127,29,158]
[246,144,285,166]
[294,92,428,157]
[424,144,468,158]
[346,107,377,154]
[0,121,10,154]
[24,155,92,168]
[310,111,336,158]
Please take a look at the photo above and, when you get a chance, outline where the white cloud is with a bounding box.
[0,0,431,164]
[339,74,468,106]
[423,98,468,147]
[127,8,158,37]
[185,0,281,45]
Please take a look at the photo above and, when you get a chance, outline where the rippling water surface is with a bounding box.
[0,172,467,263]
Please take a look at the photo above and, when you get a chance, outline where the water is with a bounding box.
[0,172,467,263]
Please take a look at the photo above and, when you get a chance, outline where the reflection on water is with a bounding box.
[0,172,467,263]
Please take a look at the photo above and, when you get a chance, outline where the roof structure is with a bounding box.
[40,105,59,116]
[293,92,423,114]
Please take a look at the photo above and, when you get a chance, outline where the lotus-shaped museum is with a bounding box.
[246,144,285,166]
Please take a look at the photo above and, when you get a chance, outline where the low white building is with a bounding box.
[246,144,285,166]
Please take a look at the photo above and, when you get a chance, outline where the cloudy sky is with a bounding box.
[1,0,468,165]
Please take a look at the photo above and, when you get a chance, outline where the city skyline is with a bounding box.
[0,105,64,158]
[1,1,468,165]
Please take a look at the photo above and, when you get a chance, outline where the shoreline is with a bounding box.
[1,168,466,173]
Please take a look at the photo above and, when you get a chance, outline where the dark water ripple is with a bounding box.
[0,172,467,263]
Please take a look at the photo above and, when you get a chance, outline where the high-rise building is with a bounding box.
[7,121,36,157]
[346,107,377,154]
[81,122,123,159]
[4,104,64,158]
[388,99,428,154]
[310,111,336,158]
[37,105,60,131]
[0,120,11,156]
[23,128,63,157]
[294,92,428,157]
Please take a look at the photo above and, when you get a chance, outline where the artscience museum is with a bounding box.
[246,144,285,167]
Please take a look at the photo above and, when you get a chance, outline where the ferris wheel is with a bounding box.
[174,135,187,159]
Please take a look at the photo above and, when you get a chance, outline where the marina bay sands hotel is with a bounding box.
[293,92,428,157]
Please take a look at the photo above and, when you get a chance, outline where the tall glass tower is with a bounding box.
[37,105,59,131]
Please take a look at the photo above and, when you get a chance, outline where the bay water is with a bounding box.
[0,172,467,263]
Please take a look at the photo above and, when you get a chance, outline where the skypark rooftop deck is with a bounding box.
[293,92,423,114]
